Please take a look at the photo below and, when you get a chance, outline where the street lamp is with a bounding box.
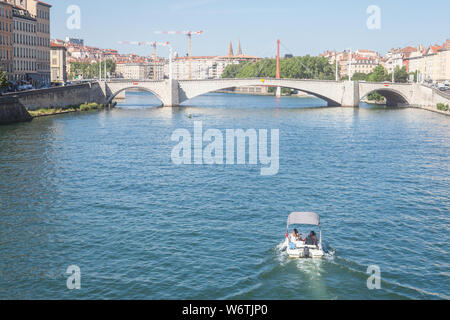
[348,48,352,81]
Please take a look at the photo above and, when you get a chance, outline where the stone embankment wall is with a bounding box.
[0,83,106,124]
[6,83,106,110]
[0,97,32,125]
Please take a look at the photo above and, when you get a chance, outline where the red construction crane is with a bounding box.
[276,39,281,79]
[154,30,203,80]
[118,41,170,80]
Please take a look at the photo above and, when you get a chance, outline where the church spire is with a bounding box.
[228,41,234,56]
[237,39,242,55]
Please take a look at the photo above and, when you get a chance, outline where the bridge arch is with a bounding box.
[106,86,164,105]
[188,85,340,106]
[178,79,344,107]
[360,88,410,107]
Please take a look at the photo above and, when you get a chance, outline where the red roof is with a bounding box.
[50,41,65,48]
[444,39,450,49]
[176,56,218,60]
[429,45,442,54]
[37,1,52,8]
[401,46,417,53]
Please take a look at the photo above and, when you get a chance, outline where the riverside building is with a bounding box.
[0,0,13,80]
[1,0,51,87]
[11,3,37,83]
[50,40,66,83]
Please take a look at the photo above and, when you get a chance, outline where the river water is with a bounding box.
[0,92,449,299]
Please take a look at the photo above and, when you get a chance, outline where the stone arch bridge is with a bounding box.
[101,78,448,108]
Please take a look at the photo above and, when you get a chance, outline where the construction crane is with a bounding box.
[118,41,172,80]
[154,30,203,80]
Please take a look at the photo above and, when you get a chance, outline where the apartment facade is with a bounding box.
[320,49,380,79]
[152,60,165,80]
[172,56,223,80]
[21,0,50,85]
[50,40,65,83]
[11,4,37,83]
[405,41,450,82]
[0,0,51,86]
[170,42,258,80]
[338,52,380,78]
[116,63,152,79]
[0,1,13,80]
[172,55,257,80]
[35,0,51,85]
[437,48,450,82]
[382,47,418,74]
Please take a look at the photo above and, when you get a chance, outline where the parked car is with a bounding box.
[17,84,33,91]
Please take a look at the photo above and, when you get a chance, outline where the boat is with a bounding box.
[284,212,324,258]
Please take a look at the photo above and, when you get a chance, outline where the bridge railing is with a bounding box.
[102,76,423,83]
[432,87,450,99]
[358,81,413,86]
[103,77,346,83]
[178,77,343,83]
[105,78,164,83]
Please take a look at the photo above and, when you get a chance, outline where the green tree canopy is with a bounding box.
[0,67,9,89]
[351,72,368,81]
[391,66,408,83]
[69,60,116,80]
[222,56,336,80]
[223,59,409,86]
[367,65,390,82]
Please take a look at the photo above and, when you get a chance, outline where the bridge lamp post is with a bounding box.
[392,64,395,83]
[335,51,338,81]
[276,39,281,97]
[347,48,352,81]
[168,44,173,82]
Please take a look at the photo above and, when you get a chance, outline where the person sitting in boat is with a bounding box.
[305,231,318,246]
[291,229,301,241]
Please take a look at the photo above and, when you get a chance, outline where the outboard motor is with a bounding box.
[303,246,310,258]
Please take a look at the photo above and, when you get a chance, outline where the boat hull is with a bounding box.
[284,238,324,258]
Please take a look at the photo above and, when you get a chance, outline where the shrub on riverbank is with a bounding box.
[79,103,103,111]
[28,103,104,117]
[437,103,449,111]
[367,92,386,103]
[28,107,76,117]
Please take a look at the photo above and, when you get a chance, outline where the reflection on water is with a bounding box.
[0,91,449,299]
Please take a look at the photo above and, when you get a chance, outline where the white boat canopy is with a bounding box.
[287,212,320,227]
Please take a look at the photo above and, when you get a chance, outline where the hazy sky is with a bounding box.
[51,0,450,58]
